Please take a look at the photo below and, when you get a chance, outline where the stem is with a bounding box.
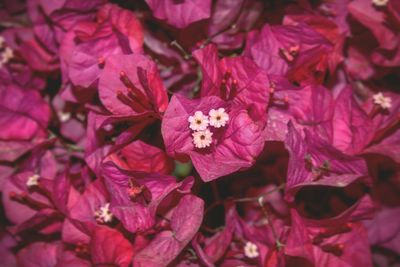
[201,225,224,234]
[233,183,286,203]
[204,199,225,215]
[48,130,84,152]
[170,40,191,60]
[187,248,198,260]
[64,143,84,152]
[258,196,284,250]
[204,183,286,214]
[199,1,245,49]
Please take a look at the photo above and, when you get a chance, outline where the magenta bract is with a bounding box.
[0,0,398,266]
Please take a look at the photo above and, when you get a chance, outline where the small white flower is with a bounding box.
[209,108,229,128]
[336,181,345,187]
[94,203,113,223]
[58,111,71,122]
[103,123,113,131]
[244,241,259,258]
[76,113,86,121]
[372,0,389,7]
[373,92,392,109]
[188,111,209,131]
[0,36,4,49]
[26,174,40,188]
[1,47,13,64]
[192,129,213,149]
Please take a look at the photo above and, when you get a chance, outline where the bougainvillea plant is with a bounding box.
[0,0,399,266]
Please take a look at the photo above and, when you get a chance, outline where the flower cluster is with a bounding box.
[0,0,399,266]
[188,108,229,148]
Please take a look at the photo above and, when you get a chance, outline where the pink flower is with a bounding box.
[60,3,143,96]
[207,0,264,50]
[361,91,400,161]
[330,87,374,155]
[284,123,375,224]
[0,1,398,265]
[244,23,334,85]
[98,53,168,118]
[90,226,134,267]
[161,44,271,181]
[193,44,270,117]
[162,94,266,181]
[286,210,373,267]
[68,179,110,226]
[17,242,90,267]
[105,140,174,175]
[0,85,50,162]
[2,169,62,234]
[101,162,196,233]
[265,80,334,142]
[133,194,204,266]
[145,0,212,28]
[348,0,400,67]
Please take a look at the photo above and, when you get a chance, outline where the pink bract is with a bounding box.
[0,0,398,266]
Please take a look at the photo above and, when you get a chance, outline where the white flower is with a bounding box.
[192,129,213,149]
[244,242,259,258]
[26,174,40,188]
[103,123,114,131]
[188,111,209,131]
[1,47,13,64]
[0,36,4,49]
[373,92,392,109]
[94,203,113,223]
[209,108,229,128]
[372,0,389,7]
[58,111,71,122]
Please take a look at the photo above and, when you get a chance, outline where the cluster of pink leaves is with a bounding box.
[0,0,399,266]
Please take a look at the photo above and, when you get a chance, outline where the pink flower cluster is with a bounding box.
[0,0,399,266]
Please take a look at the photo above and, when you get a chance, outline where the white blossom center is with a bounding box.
[0,36,4,49]
[26,174,40,188]
[58,111,71,122]
[373,92,392,109]
[244,241,259,258]
[0,47,13,67]
[209,108,229,128]
[188,111,209,131]
[372,0,389,6]
[192,129,213,148]
[94,203,113,223]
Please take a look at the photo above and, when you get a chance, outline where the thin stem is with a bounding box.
[204,199,225,215]
[204,183,286,215]
[187,248,198,260]
[233,183,286,203]
[48,129,84,152]
[258,196,284,250]
[201,225,224,234]
[198,1,245,49]
[170,40,191,60]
